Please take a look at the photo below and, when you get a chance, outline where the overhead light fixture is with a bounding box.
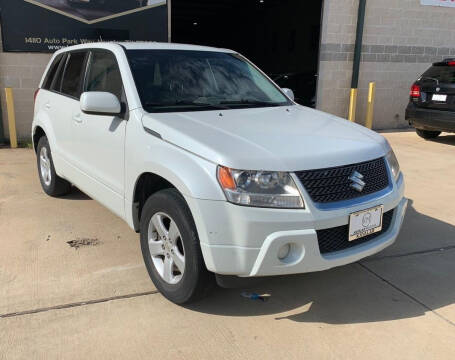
[193,22,198,26]
[259,0,264,3]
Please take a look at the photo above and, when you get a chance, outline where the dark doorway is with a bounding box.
[171,0,323,107]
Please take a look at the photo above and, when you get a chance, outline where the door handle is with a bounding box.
[73,114,82,124]
[45,102,51,110]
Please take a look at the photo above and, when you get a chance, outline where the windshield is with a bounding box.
[126,50,292,112]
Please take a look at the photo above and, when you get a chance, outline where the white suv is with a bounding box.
[32,42,407,304]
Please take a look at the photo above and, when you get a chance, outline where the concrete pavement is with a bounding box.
[1,131,455,359]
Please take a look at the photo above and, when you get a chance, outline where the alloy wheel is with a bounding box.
[39,146,52,186]
[148,212,185,284]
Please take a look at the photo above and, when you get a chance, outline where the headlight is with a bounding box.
[217,166,304,209]
[386,150,400,181]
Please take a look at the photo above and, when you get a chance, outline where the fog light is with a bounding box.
[278,244,291,260]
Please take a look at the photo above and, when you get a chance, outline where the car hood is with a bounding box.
[142,105,390,171]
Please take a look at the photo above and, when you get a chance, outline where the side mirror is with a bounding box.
[80,92,121,115]
[282,88,295,101]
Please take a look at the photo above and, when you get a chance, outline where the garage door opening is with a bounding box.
[171,0,323,107]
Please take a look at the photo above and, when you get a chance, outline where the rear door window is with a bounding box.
[61,51,88,98]
[85,50,123,100]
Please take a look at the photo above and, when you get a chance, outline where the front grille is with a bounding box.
[316,209,394,255]
[295,157,390,204]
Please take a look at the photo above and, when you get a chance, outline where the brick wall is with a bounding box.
[0,28,52,142]
[317,0,455,129]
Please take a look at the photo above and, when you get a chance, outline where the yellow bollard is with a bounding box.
[365,82,376,129]
[348,88,358,122]
[5,87,18,148]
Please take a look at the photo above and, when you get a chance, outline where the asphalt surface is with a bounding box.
[1,131,455,359]
[33,0,142,21]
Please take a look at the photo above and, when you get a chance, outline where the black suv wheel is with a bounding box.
[416,129,441,140]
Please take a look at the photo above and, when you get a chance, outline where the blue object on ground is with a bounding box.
[241,292,267,302]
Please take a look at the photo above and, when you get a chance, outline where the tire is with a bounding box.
[36,136,72,197]
[140,189,214,304]
[416,129,441,139]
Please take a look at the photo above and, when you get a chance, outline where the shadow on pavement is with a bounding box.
[187,201,455,324]
[430,134,455,146]
[61,187,91,200]
[376,199,455,256]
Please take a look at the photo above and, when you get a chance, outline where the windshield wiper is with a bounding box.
[220,100,283,107]
[144,101,229,110]
[420,77,440,85]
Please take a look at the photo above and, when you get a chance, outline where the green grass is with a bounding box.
[0,140,33,149]
[18,141,33,149]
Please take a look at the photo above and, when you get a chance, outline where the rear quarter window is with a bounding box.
[42,54,63,90]
[50,53,68,93]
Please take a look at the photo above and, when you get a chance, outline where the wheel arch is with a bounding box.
[32,126,46,153]
[32,107,58,156]
[126,144,226,231]
[131,172,183,232]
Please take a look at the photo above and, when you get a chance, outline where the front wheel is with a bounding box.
[140,189,214,304]
[416,129,441,139]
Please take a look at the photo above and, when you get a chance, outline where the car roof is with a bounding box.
[119,42,235,53]
[54,41,235,55]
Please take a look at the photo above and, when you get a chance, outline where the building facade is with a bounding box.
[0,30,52,142]
[318,0,455,129]
[1,0,455,141]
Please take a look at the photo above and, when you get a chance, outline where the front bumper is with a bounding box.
[406,104,455,132]
[186,172,406,277]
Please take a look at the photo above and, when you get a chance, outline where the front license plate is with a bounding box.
[348,205,384,241]
[432,94,447,102]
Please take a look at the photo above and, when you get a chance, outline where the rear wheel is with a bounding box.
[140,189,214,304]
[416,129,441,139]
[36,136,72,197]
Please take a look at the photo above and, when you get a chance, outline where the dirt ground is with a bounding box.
[1,131,455,359]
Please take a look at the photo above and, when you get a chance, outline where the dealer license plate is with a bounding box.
[348,205,384,241]
[432,94,447,102]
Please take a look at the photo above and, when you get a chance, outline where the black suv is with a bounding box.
[406,58,455,139]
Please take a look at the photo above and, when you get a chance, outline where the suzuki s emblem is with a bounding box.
[436,87,441,92]
[349,171,366,192]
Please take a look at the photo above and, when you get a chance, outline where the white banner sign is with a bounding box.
[421,0,455,7]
